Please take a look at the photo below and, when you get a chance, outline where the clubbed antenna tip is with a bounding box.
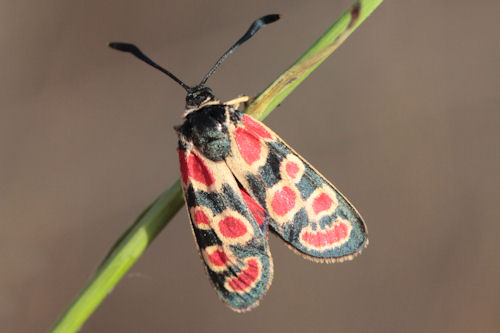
[199,14,281,87]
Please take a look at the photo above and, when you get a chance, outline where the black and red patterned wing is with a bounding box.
[178,142,273,312]
[225,112,368,262]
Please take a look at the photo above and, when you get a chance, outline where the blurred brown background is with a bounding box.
[1,0,498,332]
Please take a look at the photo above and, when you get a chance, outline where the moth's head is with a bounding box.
[186,86,215,109]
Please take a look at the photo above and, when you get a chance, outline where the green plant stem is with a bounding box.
[49,1,383,331]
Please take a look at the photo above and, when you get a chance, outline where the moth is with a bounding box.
[110,13,367,312]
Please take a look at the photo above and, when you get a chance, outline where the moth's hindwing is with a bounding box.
[178,140,273,312]
[225,112,368,262]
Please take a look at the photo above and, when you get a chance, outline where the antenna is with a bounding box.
[199,14,280,87]
[109,14,280,95]
[108,42,191,92]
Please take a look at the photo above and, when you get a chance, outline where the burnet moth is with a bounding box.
[109,13,367,312]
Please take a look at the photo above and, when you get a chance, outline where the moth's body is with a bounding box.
[110,12,367,313]
[176,97,367,311]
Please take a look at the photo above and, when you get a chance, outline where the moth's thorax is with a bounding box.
[176,103,241,161]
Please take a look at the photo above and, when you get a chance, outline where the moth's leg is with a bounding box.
[225,95,250,110]
[240,96,253,110]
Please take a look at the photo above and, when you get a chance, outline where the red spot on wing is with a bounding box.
[327,222,349,243]
[271,186,296,216]
[242,115,272,139]
[312,193,333,215]
[302,222,350,247]
[193,210,210,226]
[187,152,215,186]
[235,127,261,165]
[178,149,189,185]
[219,216,248,238]
[207,250,229,267]
[227,258,260,291]
[305,231,320,247]
[285,161,300,179]
[240,187,266,226]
